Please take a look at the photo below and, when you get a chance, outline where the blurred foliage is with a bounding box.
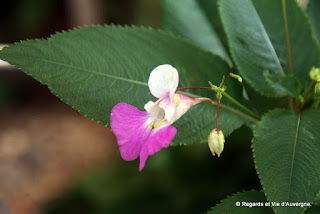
[0,0,160,43]
[45,126,261,214]
[0,72,22,110]
[0,0,60,42]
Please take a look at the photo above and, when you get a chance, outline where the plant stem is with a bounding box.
[176,86,261,120]
[176,87,212,92]
[282,0,294,75]
[221,73,232,87]
[220,91,260,120]
[216,95,220,129]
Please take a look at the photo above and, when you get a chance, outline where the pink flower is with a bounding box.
[111,64,209,171]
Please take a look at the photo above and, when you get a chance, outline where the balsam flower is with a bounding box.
[111,64,209,171]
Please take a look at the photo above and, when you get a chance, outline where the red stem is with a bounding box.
[216,95,220,131]
[221,73,232,87]
[175,86,212,92]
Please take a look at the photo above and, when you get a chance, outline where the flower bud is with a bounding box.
[208,128,225,157]
[309,67,320,82]
[230,73,242,83]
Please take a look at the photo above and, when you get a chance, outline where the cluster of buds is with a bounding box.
[310,67,320,95]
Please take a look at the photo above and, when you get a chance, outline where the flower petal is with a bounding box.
[148,64,179,99]
[174,94,211,121]
[159,96,176,123]
[144,100,161,117]
[111,103,150,161]
[139,125,177,171]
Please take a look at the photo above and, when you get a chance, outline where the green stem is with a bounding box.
[176,86,261,122]
[304,81,316,99]
[282,0,294,75]
[220,91,260,120]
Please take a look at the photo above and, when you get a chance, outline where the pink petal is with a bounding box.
[139,125,177,171]
[110,103,150,161]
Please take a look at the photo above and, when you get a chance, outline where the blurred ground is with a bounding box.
[0,1,160,213]
[0,73,118,214]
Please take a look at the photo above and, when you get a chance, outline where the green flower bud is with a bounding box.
[230,73,242,83]
[298,95,304,104]
[309,67,320,82]
[208,128,225,157]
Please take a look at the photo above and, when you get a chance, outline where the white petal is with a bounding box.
[144,100,160,118]
[144,100,170,128]
[148,64,179,98]
[159,96,176,124]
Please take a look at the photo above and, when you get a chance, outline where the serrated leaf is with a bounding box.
[219,0,284,96]
[263,71,302,99]
[219,0,320,96]
[161,0,231,65]
[307,0,320,43]
[253,108,320,214]
[252,0,320,86]
[208,190,273,214]
[0,25,249,146]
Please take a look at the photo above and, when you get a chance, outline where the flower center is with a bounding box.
[149,109,169,130]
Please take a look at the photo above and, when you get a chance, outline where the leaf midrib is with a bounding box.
[6,54,255,122]
[287,112,301,209]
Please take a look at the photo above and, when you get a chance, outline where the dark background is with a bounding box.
[0,1,260,214]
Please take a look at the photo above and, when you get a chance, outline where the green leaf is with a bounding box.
[161,0,231,65]
[308,0,320,43]
[245,84,285,115]
[315,193,320,205]
[252,0,320,86]
[263,70,302,99]
[219,0,320,96]
[219,0,285,95]
[197,0,229,53]
[208,190,273,214]
[0,25,249,145]
[253,108,320,214]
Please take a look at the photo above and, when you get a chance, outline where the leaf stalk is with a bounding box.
[282,0,294,75]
